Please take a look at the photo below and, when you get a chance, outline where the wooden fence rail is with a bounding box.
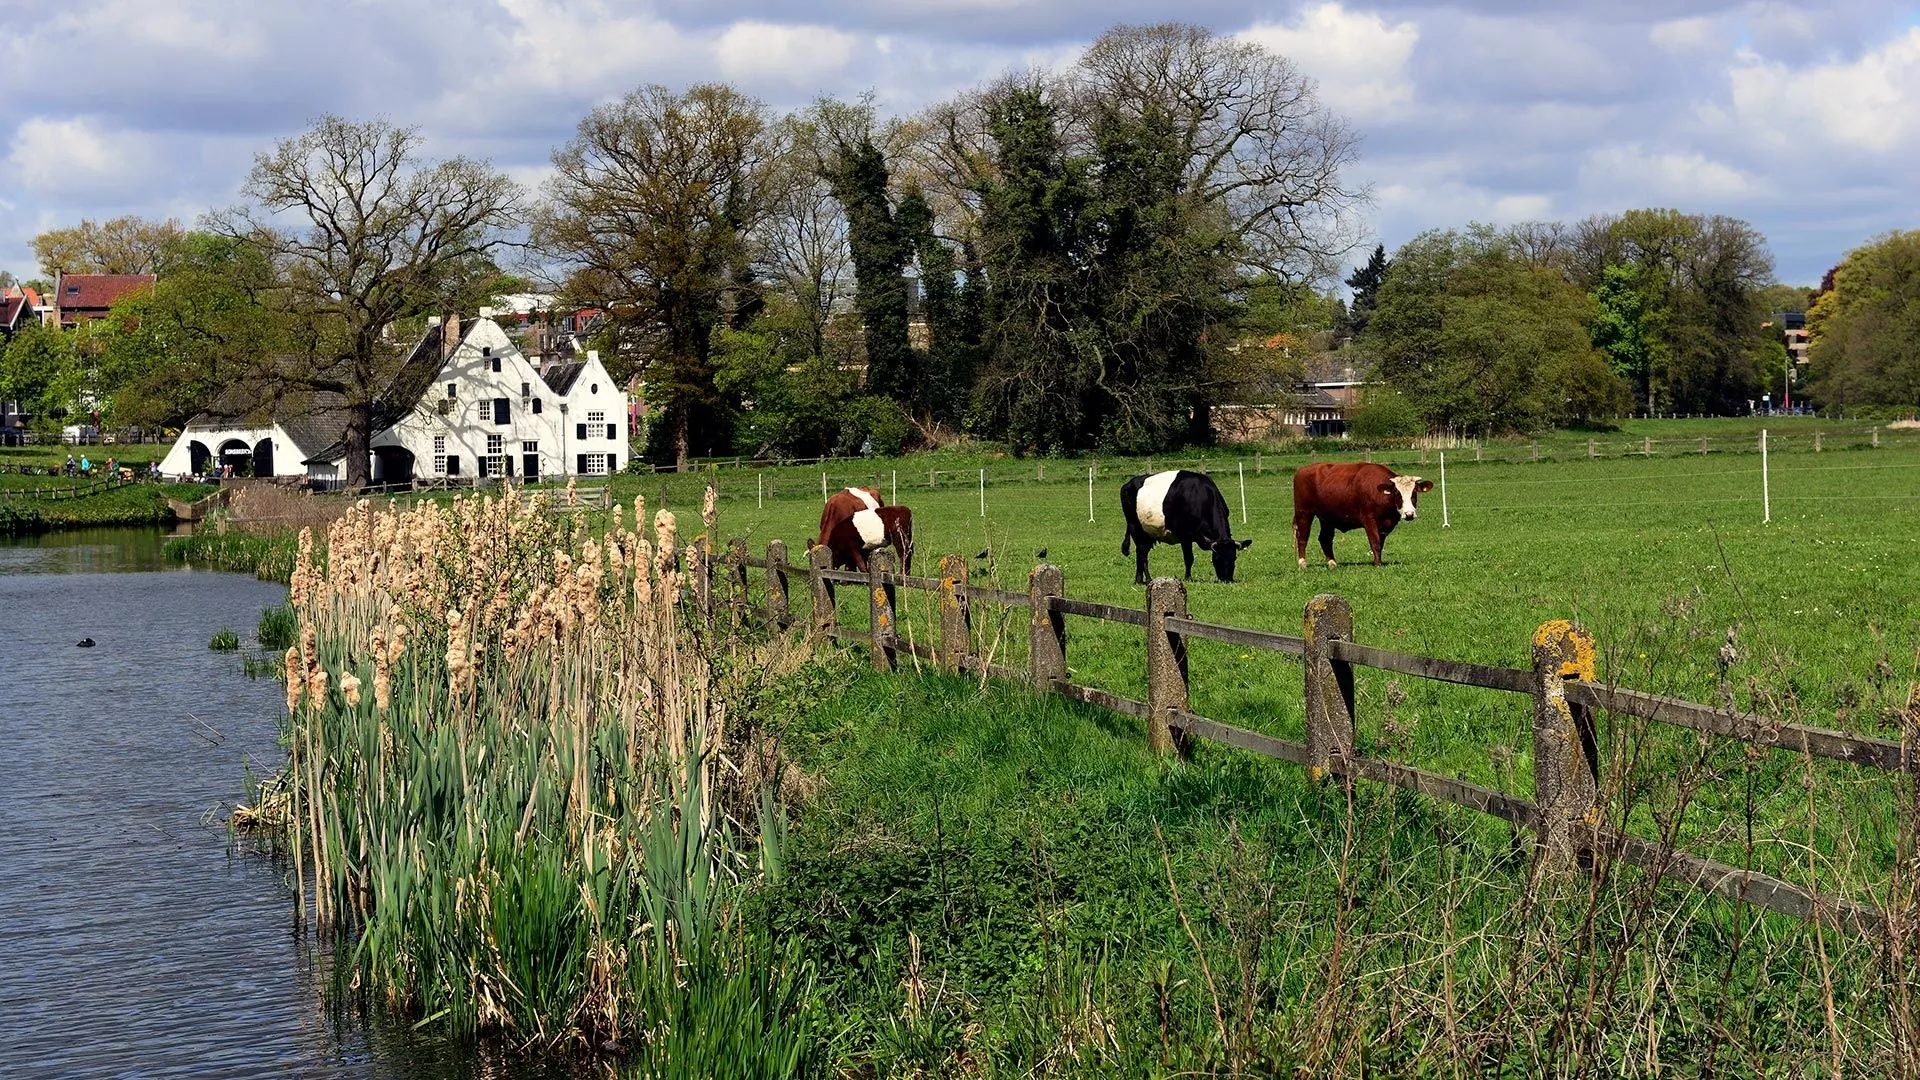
[703,536,1906,936]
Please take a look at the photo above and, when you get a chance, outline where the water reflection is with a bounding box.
[0,531,574,1079]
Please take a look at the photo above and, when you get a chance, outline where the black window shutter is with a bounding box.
[576,454,588,475]
[608,453,619,474]
[446,456,460,476]
[532,399,542,414]
[576,422,587,440]
[494,398,509,424]
[477,456,489,478]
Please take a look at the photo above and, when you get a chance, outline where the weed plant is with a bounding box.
[256,604,296,650]
[208,627,240,651]
[238,484,825,1071]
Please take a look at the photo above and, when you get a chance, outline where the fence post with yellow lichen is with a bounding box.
[868,548,897,671]
[938,554,971,674]
[1532,619,1598,870]
[1304,593,1357,779]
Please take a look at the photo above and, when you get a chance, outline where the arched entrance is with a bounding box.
[252,438,275,477]
[216,438,252,477]
[371,446,416,488]
[188,440,211,475]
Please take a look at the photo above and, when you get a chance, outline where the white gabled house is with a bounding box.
[162,313,630,486]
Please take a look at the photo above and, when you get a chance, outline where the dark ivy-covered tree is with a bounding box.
[1345,244,1389,338]
[821,135,917,404]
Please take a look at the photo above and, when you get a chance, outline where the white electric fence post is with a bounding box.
[1087,465,1095,522]
[891,469,897,504]
[1761,429,1771,524]
[1238,460,1247,524]
[979,468,986,517]
[821,471,828,501]
[1440,452,1449,528]
[757,472,763,509]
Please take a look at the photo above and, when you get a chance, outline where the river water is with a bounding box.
[0,530,539,1079]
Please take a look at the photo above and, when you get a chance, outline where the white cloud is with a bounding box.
[1725,28,1920,153]
[715,21,860,89]
[1579,144,1763,202]
[1239,4,1419,121]
[1650,16,1718,52]
[4,117,159,198]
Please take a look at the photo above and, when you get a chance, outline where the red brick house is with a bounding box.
[49,272,155,328]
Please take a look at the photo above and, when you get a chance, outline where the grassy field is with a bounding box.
[675,435,1920,904]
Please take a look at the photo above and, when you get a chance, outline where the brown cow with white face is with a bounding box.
[823,505,914,574]
[1292,462,1433,568]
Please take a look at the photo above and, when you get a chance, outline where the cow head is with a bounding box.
[1376,475,1435,520]
[1205,537,1254,581]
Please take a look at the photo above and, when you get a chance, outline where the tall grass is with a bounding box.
[239,485,821,1069]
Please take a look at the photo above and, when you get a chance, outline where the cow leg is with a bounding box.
[1318,520,1338,568]
[1364,520,1384,565]
[1294,511,1312,569]
[1134,534,1153,585]
[1181,541,1195,579]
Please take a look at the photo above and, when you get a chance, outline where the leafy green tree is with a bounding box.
[1348,387,1423,439]
[32,215,184,277]
[96,232,283,429]
[1589,263,1663,410]
[1807,230,1920,406]
[0,323,79,431]
[1367,227,1630,433]
[821,134,916,405]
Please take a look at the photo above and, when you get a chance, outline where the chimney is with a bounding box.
[478,305,495,319]
[587,349,599,365]
[442,313,460,358]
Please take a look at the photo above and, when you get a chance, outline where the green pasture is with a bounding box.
[694,440,1920,902]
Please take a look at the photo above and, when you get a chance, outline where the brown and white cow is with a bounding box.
[818,486,885,550]
[1291,462,1432,568]
[823,504,914,574]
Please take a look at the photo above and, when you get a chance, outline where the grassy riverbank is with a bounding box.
[0,471,207,534]
[163,532,299,579]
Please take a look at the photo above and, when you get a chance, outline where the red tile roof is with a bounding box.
[1,295,26,329]
[56,273,156,314]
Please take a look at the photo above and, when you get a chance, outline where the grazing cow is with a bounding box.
[1119,470,1252,585]
[824,505,914,575]
[818,485,885,550]
[1291,462,1432,568]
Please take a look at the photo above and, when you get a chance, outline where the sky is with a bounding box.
[1,0,1915,288]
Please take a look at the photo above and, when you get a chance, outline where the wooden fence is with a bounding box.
[688,536,1911,937]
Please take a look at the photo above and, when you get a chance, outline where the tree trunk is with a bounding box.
[673,407,689,472]
[344,401,374,490]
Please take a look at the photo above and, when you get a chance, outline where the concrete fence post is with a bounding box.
[938,554,972,674]
[1815,431,1823,452]
[1304,594,1357,779]
[1587,438,1595,459]
[1700,437,1708,455]
[764,540,790,630]
[1145,578,1190,756]
[868,548,898,671]
[1531,441,1540,462]
[1028,564,1067,692]
[1532,619,1598,871]
[807,543,835,643]
[1874,427,1881,448]
[1644,436,1653,457]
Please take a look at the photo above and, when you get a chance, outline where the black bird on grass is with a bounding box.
[974,549,990,561]
[76,638,95,648]
[1035,548,1048,560]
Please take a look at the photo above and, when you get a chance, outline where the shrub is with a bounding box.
[257,605,297,651]
[209,628,240,651]
[1349,388,1425,440]
[836,396,914,458]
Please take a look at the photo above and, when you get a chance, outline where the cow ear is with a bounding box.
[1377,483,1395,496]
[1417,479,1434,493]
[1237,538,1253,550]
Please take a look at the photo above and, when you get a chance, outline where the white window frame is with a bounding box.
[432,435,447,476]
[584,452,608,476]
[485,434,505,477]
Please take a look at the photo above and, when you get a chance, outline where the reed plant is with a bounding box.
[243,484,821,1067]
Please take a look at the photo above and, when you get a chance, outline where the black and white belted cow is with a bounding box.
[1119,470,1252,584]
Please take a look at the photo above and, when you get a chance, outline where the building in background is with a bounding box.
[47,273,155,329]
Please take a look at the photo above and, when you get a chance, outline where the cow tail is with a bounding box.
[1121,532,1132,556]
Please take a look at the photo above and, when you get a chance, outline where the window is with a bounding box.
[446,383,457,398]
[584,452,608,476]
[587,410,605,426]
[590,383,599,394]
[607,452,620,474]
[532,398,542,414]
[446,455,461,476]
[486,434,504,477]
[520,440,538,453]
[493,398,510,424]
[432,435,446,476]
[520,381,530,402]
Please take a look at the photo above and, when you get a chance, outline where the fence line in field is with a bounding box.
[686,535,1909,937]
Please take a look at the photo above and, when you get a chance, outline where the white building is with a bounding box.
[161,314,629,486]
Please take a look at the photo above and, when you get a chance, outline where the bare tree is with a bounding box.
[1072,23,1367,280]
[32,215,185,277]
[216,116,523,488]
[535,84,783,468]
